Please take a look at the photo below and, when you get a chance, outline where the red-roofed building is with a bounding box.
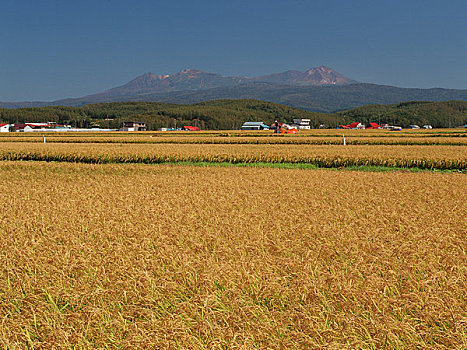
[349,122,364,129]
[339,122,365,129]
[13,122,58,131]
[366,123,381,129]
[183,126,201,131]
[0,123,10,132]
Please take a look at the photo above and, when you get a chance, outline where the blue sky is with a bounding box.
[1,0,466,101]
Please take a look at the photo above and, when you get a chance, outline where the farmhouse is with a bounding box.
[241,122,270,130]
[366,123,381,129]
[13,123,53,132]
[0,123,10,132]
[122,121,147,131]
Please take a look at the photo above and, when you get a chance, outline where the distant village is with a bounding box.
[0,119,437,133]
[240,119,434,132]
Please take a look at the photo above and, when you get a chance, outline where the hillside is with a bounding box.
[338,100,467,128]
[0,100,340,130]
[2,100,466,130]
[119,83,467,113]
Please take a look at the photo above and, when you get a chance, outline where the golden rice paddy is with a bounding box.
[0,130,466,348]
[0,128,466,146]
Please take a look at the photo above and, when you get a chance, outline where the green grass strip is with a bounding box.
[166,161,464,173]
[0,154,465,173]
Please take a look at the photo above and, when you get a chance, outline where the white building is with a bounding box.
[292,119,311,130]
[122,121,147,131]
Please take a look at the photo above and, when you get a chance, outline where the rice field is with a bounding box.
[0,129,466,146]
[0,130,466,348]
[1,135,467,146]
[0,142,466,170]
[0,162,465,348]
[1,129,466,171]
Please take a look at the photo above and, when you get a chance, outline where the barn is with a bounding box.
[241,122,270,130]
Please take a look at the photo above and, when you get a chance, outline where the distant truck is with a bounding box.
[280,123,298,134]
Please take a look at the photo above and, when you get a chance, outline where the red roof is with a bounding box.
[183,126,201,131]
[25,123,50,127]
[367,122,380,129]
[0,123,9,127]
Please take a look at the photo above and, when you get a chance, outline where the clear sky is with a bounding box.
[1,0,466,101]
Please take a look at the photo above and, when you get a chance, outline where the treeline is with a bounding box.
[339,101,467,128]
[0,99,466,130]
[0,100,342,130]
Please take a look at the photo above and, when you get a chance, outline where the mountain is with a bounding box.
[82,66,352,100]
[250,66,356,85]
[90,69,248,98]
[1,67,467,112]
[0,66,357,109]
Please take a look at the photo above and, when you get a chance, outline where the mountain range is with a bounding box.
[2,67,467,112]
[76,66,356,100]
